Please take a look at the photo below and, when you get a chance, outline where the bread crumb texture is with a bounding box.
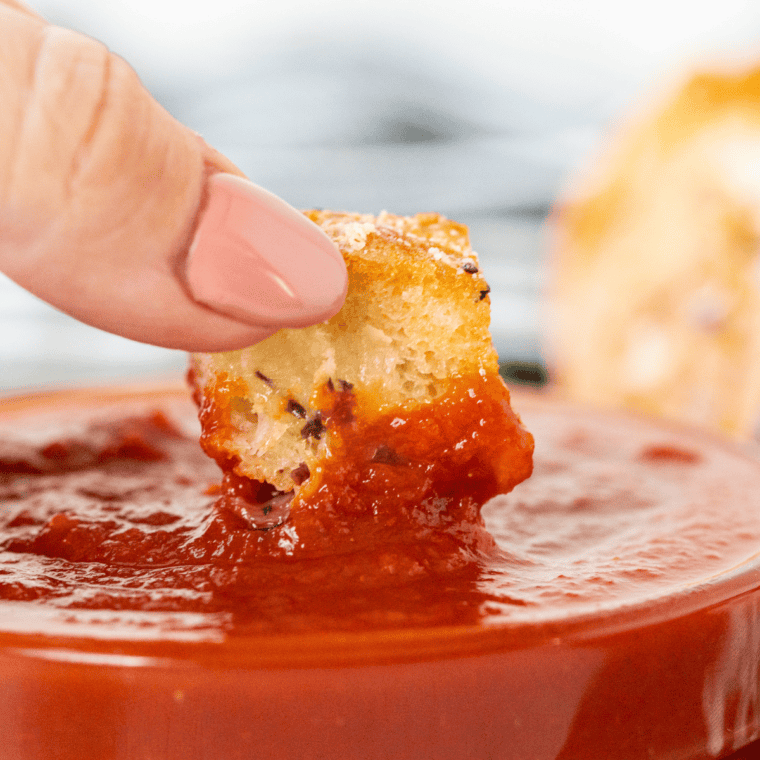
[190,211,499,493]
[551,66,760,439]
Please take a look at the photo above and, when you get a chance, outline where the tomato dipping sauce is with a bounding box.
[194,369,533,569]
[1,384,760,759]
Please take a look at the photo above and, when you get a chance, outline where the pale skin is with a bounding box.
[0,0,347,352]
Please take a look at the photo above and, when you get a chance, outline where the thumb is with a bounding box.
[0,5,347,352]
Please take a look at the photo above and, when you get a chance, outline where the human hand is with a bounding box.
[0,0,347,352]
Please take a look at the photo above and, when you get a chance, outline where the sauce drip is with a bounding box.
[205,371,534,560]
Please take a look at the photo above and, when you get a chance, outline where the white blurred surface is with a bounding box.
[3,0,760,391]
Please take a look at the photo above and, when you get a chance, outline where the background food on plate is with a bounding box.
[550,65,760,439]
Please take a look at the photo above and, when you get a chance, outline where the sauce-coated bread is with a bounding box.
[189,211,531,509]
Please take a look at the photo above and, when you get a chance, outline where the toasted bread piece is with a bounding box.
[550,67,760,438]
[189,210,532,513]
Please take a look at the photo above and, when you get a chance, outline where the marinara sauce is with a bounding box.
[195,369,534,567]
[0,384,760,759]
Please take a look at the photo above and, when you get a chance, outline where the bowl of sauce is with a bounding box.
[1,383,759,759]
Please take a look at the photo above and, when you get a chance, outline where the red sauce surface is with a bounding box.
[3,388,760,760]
[1,388,759,640]
[0,374,536,638]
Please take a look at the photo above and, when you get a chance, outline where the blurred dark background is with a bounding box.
[4,0,760,390]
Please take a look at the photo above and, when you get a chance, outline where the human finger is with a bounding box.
[0,6,347,351]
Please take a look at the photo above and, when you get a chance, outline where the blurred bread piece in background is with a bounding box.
[549,65,760,439]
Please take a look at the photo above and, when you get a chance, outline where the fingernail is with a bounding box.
[186,174,347,328]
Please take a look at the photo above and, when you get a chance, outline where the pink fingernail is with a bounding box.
[186,174,347,328]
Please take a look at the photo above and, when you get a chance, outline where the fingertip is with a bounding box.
[164,322,279,354]
[185,174,348,330]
